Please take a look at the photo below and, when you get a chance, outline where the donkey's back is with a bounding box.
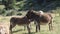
[10,16,30,25]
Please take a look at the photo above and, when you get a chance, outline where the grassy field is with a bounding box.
[0,13,60,34]
[0,5,60,34]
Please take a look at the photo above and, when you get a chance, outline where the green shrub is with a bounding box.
[17,13,22,15]
[6,11,15,16]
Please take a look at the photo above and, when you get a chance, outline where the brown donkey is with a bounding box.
[26,10,53,32]
[10,16,31,34]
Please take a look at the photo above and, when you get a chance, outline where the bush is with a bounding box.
[6,11,15,16]
[17,13,22,15]
[0,9,6,14]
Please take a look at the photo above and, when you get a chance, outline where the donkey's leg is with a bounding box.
[24,25,26,30]
[49,23,52,31]
[38,23,40,32]
[36,24,38,32]
[49,19,53,31]
[24,24,31,31]
[10,23,16,34]
[10,25,12,34]
[49,23,51,31]
[36,22,38,32]
[27,25,31,34]
[34,20,38,32]
[36,23,40,32]
[50,19,53,30]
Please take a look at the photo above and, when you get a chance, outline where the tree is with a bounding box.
[2,0,16,10]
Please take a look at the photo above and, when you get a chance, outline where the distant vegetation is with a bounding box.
[0,0,60,16]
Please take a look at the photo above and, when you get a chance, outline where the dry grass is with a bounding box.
[0,13,60,34]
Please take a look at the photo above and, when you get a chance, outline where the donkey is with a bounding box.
[10,16,31,34]
[26,10,53,32]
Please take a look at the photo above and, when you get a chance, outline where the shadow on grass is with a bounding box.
[22,32,36,34]
[12,29,24,33]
